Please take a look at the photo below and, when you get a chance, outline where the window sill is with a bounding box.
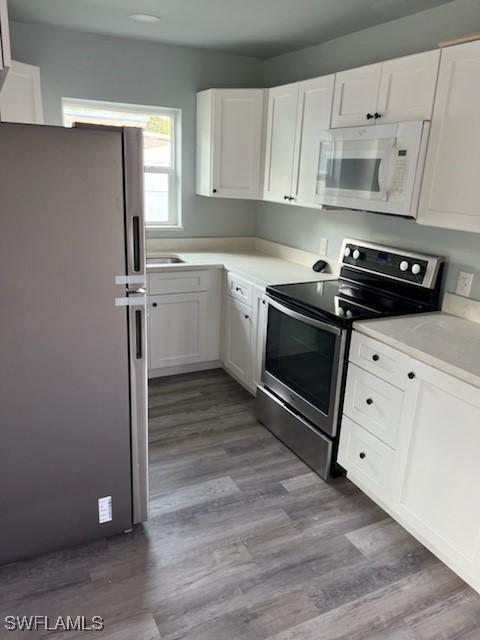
[146,225,184,231]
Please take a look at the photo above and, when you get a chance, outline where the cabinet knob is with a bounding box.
[244,314,249,320]
[366,398,374,405]
[408,371,416,379]
[374,112,382,119]
[262,299,266,305]
[372,354,380,362]
[359,452,366,459]
[152,302,157,308]
[212,188,217,193]
[366,113,374,120]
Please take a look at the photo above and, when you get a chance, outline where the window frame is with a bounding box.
[62,98,182,230]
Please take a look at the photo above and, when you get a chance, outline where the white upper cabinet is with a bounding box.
[196,88,265,199]
[418,41,480,233]
[263,82,299,203]
[291,75,335,208]
[0,0,11,90]
[0,61,44,124]
[377,50,440,123]
[332,50,440,127]
[332,63,382,127]
[263,76,334,206]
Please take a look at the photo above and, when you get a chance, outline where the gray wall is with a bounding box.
[257,0,480,300]
[9,20,262,239]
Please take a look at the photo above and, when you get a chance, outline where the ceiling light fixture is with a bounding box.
[129,13,161,23]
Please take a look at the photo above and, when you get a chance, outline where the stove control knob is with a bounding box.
[399,260,409,272]
[352,249,361,260]
[411,263,422,275]
[338,307,345,316]
[344,247,351,258]
[346,310,353,319]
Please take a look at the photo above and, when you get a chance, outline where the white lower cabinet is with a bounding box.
[147,269,221,376]
[339,330,480,593]
[338,416,395,504]
[394,361,480,581]
[149,292,209,369]
[224,296,253,387]
[222,274,267,394]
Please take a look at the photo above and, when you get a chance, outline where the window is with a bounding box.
[62,99,181,228]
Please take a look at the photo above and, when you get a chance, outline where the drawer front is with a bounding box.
[149,270,208,295]
[338,416,394,502]
[227,272,253,307]
[350,331,410,390]
[344,363,403,448]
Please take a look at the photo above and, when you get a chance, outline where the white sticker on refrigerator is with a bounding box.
[98,496,112,524]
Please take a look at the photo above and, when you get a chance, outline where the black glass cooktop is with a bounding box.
[267,279,427,327]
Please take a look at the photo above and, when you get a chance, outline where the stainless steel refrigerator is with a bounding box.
[0,122,148,564]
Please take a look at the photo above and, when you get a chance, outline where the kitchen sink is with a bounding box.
[146,256,185,265]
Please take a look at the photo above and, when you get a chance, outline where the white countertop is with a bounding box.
[146,250,338,288]
[355,312,480,389]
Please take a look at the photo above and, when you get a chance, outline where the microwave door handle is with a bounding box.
[380,137,398,200]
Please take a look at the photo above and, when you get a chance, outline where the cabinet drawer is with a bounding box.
[227,272,253,307]
[338,416,394,503]
[149,270,208,295]
[350,331,410,389]
[344,363,403,448]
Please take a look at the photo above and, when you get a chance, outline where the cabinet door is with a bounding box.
[0,61,43,124]
[0,0,11,90]
[377,50,440,124]
[212,89,264,199]
[331,63,381,127]
[263,83,299,203]
[224,296,252,386]
[148,292,208,369]
[418,41,480,232]
[252,291,267,391]
[393,359,480,573]
[291,75,335,208]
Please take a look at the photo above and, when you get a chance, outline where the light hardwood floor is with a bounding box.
[1,369,479,639]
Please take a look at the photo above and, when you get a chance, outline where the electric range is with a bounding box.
[257,238,444,479]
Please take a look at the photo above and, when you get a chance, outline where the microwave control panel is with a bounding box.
[389,149,409,200]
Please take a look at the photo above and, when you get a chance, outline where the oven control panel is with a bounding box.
[341,240,442,289]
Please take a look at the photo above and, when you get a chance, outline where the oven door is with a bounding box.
[316,125,397,204]
[262,297,347,437]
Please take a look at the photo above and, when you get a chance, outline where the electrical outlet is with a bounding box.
[320,238,328,256]
[456,272,474,297]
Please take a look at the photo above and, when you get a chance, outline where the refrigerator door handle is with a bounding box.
[122,128,145,277]
[135,309,143,360]
[128,301,148,524]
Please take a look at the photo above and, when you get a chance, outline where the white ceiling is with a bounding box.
[8,0,455,58]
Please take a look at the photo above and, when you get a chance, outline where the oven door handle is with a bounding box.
[266,296,343,336]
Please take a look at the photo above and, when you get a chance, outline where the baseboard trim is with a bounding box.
[148,360,222,379]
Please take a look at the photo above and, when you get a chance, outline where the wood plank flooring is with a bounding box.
[1,369,479,639]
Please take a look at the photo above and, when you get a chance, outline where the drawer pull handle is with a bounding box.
[372,354,380,362]
[408,371,416,379]
[359,452,366,459]
[366,398,373,405]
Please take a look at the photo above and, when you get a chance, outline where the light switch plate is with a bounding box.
[456,272,474,297]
